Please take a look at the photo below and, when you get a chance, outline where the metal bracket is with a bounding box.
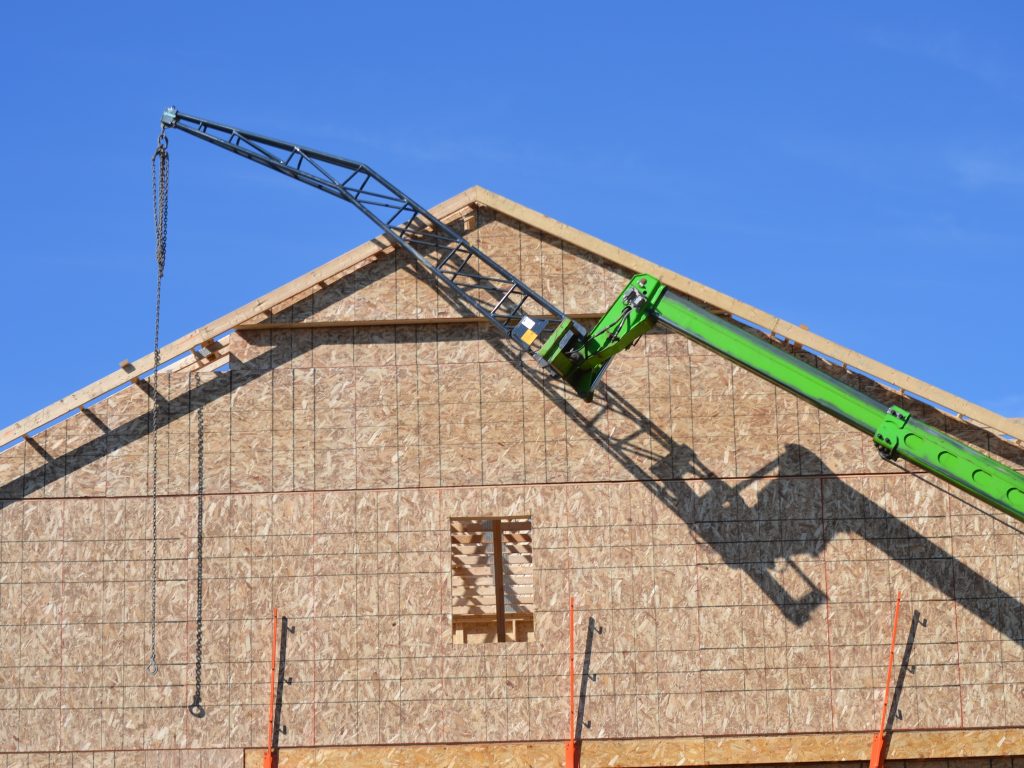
[874,406,910,460]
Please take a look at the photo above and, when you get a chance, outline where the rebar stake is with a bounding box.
[263,608,280,768]
[870,592,903,768]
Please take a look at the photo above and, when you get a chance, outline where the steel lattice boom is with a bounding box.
[162,107,1024,526]
[161,108,586,356]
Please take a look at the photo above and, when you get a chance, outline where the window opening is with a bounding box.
[450,515,534,643]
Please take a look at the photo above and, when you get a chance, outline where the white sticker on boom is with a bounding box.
[521,317,535,330]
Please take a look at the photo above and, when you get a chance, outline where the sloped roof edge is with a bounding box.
[2,186,1020,449]
[0,189,479,448]
[472,187,1024,445]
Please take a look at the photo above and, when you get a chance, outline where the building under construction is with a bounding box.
[0,113,1023,767]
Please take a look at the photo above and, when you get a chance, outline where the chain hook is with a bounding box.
[152,129,169,161]
[188,693,205,719]
[188,369,207,719]
[146,122,170,677]
[151,128,170,276]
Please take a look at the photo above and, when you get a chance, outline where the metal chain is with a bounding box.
[188,373,206,718]
[147,129,169,677]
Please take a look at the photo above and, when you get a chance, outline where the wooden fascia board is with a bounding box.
[0,189,478,449]
[2,183,1020,450]
[242,726,1024,767]
[471,186,1024,445]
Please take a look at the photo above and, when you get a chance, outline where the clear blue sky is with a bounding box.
[1,2,1022,432]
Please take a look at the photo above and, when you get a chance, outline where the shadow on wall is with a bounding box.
[575,616,601,745]
[272,616,294,751]
[492,341,1024,647]
[1,251,1022,648]
[887,609,924,734]
[0,255,440,502]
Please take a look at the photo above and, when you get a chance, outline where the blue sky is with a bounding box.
[1,2,1022,432]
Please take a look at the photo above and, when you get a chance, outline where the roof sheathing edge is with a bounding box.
[0,189,480,449]
[2,185,1021,449]
[471,188,1024,446]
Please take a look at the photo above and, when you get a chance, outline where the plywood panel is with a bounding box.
[239,727,1024,767]
[0,191,1022,759]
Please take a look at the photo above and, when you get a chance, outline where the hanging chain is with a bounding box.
[188,372,206,717]
[147,128,169,677]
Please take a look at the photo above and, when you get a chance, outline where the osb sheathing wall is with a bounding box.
[0,208,1022,765]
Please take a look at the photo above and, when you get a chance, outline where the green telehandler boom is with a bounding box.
[161,108,1024,525]
[539,274,1024,523]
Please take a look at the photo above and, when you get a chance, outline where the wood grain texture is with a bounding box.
[4,185,1020,450]
[468,187,1024,445]
[0,192,478,448]
[0,191,1022,762]
[241,727,1024,767]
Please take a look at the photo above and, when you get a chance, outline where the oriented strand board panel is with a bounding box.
[243,729,1024,767]
[7,185,1020,455]
[0,204,1022,765]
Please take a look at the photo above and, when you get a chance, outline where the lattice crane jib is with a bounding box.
[161,107,1024,527]
[161,108,588,360]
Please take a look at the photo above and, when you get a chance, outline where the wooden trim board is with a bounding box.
[0,191,477,448]
[3,185,1021,450]
[471,187,1024,447]
[235,313,605,332]
[242,727,1024,767]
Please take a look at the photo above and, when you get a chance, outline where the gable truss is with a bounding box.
[2,186,1020,450]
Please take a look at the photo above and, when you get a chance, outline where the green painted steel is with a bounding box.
[538,274,1024,524]
[158,107,1024,527]
[536,277,665,400]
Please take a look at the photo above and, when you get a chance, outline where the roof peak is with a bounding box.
[2,185,1021,449]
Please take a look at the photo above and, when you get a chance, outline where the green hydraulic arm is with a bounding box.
[156,108,1024,526]
[537,274,1024,524]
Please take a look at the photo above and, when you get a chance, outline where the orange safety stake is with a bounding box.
[565,596,576,768]
[263,608,280,768]
[870,592,902,768]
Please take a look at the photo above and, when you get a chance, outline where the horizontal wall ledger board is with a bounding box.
[242,727,1024,767]
[0,191,480,448]
[236,313,605,330]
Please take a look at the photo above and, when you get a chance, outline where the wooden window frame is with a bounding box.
[450,515,534,644]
